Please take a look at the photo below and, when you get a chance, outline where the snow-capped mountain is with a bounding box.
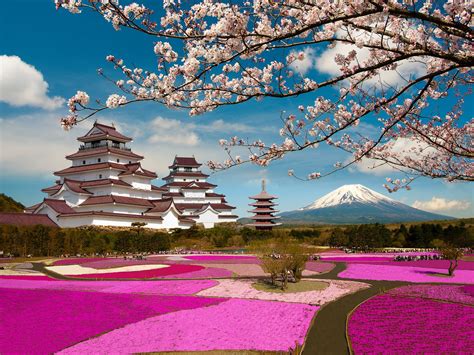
[280,184,453,224]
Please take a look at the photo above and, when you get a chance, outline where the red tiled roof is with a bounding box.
[79,195,155,207]
[119,163,157,179]
[206,192,225,198]
[249,191,278,200]
[162,171,209,180]
[162,181,216,189]
[151,185,167,192]
[175,203,235,211]
[178,216,196,224]
[66,146,143,160]
[24,203,42,213]
[251,215,281,220]
[248,208,279,213]
[169,156,201,168]
[80,179,131,188]
[54,162,127,176]
[78,122,132,143]
[147,199,174,213]
[42,199,77,214]
[249,201,278,207]
[59,211,163,221]
[0,213,58,227]
[41,184,62,193]
[64,180,92,194]
[218,215,239,219]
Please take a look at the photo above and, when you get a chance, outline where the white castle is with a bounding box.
[25,122,238,229]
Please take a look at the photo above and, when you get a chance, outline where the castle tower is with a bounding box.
[247,179,281,230]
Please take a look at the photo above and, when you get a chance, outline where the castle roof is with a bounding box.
[78,122,132,143]
[54,162,127,176]
[162,171,209,180]
[147,198,175,213]
[59,211,163,221]
[79,195,155,207]
[175,203,235,211]
[42,199,77,214]
[66,146,143,160]
[169,156,201,168]
[0,213,58,227]
[119,163,157,179]
[162,181,216,189]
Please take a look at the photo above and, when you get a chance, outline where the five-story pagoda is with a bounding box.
[247,180,281,230]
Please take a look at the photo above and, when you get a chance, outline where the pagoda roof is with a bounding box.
[169,156,202,168]
[247,222,282,227]
[54,162,127,176]
[66,146,143,160]
[79,195,155,207]
[41,199,77,214]
[249,201,278,206]
[77,122,132,143]
[248,208,280,213]
[119,163,157,179]
[250,215,281,220]
[0,213,58,227]
[59,211,163,221]
[249,191,278,200]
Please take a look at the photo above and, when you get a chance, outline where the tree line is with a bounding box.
[0,221,472,257]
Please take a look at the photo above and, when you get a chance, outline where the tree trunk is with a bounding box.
[448,260,458,276]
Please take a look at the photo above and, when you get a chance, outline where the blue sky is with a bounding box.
[0,0,472,218]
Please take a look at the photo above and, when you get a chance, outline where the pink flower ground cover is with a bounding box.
[0,278,218,295]
[339,263,474,283]
[161,266,232,278]
[0,287,225,354]
[69,264,204,279]
[348,293,474,353]
[60,298,318,353]
[53,258,112,266]
[195,263,266,276]
[184,255,260,264]
[82,256,169,269]
[0,275,56,281]
[388,284,474,305]
[370,259,474,270]
[197,279,369,305]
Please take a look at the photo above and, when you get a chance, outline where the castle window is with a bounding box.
[82,160,86,165]
[99,174,102,179]
[98,158,101,163]
[117,159,120,163]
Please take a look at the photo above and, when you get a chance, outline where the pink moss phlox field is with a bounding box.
[197,279,369,305]
[196,263,266,277]
[339,263,474,283]
[370,260,474,270]
[60,298,318,353]
[305,261,335,273]
[161,266,232,279]
[69,264,204,279]
[0,287,225,354]
[83,256,170,269]
[388,285,474,305]
[184,255,261,264]
[348,294,474,354]
[464,285,474,296]
[0,278,218,295]
[0,275,57,281]
[53,258,112,266]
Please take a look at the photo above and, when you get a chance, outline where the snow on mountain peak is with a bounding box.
[300,184,396,210]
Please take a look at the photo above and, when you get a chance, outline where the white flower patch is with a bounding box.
[46,264,169,276]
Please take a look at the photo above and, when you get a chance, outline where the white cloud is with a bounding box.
[289,47,316,76]
[412,197,472,212]
[314,31,426,88]
[148,116,200,146]
[0,55,64,110]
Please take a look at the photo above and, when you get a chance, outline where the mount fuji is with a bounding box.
[279,184,453,224]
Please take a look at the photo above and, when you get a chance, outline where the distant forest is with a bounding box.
[0,221,472,257]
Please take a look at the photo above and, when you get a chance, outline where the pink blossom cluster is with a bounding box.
[59,299,318,353]
[348,293,474,353]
